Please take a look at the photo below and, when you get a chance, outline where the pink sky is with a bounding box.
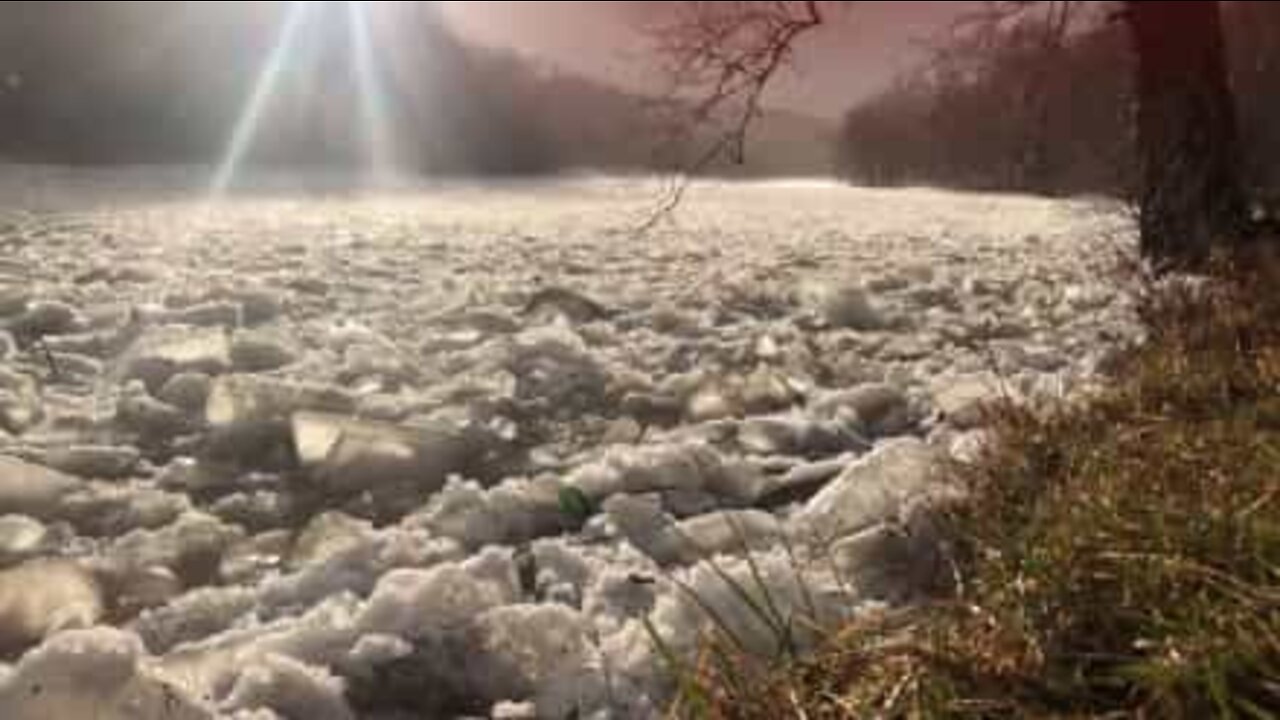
[439,1,974,118]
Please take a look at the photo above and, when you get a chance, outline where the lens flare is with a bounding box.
[347,1,397,184]
[210,1,310,196]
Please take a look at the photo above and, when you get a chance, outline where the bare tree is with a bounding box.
[649,1,828,166]
[651,0,1255,271]
[961,2,1082,191]
[1123,1,1249,269]
[634,1,832,230]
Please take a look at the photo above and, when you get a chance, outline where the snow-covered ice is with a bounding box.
[0,169,1138,718]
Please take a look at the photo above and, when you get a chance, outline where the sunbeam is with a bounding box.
[210,0,310,196]
[347,1,398,184]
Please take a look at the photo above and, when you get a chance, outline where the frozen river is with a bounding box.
[0,167,1136,719]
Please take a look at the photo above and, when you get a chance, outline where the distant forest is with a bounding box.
[838,1,1280,197]
[0,1,834,177]
[7,2,1280,193]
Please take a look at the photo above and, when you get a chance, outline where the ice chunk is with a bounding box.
[740,366,803,416]
[46,351,103,383]
[493,701,540,720]
[292,413,480,517]
[223,654,355,720]
[619,391,684,427]
[0,288,28,319]
[602,494,673,559]
[42,445,141,480]
[106,512,245,588]
[346,634,412,667]
[468,604,603,718]
[754,453,857,508]
[165,302,242,329]
[219,531,292,586]
[565,443,726,503]
[116,382,192,440]
[59,483,190,538]
[0,627,212,720]
[230,331,300,373]
[605,496,783,566]
[645,550,853,662]
[791,439,942,546]
[737,415,868,459]
[119,327,232,391]
[949,429,993,465]
[816,285,886,331]
[210,490,295,532]
[42,330,117,359]
[417,476,569,550]
[203,378,354,469]
[151,597,359,710]
[357,551,520,639]
[811,383,913,438]
[508,327,610,417]
[158,372,214,414]
[132,587,257,655]
[0,369,42,436]
[931,373,1003,430]
[829,506,948,602]
[0,456,82,521]
[256,530,461,619]
[674,511,785,559]
[686,383,740,423]
[207,377,355,429]
[523,287,610,325]
[110,566,184,622]
[340,343,417,387]
[287,512,375,571]
[229,289,285,327]
[9,301,82,339]
[0,560,103,658]
[529,539,594,603]
[0,515,51,566]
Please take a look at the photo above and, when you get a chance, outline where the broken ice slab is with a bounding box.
[0,559,103,658]
[0,287,29,319]
[200,377,356,471]
[118,326,233,391]
[604,494,784,567]
[157,372,214,414]
[0,515,53,566]
[0,368,42,436]
[0,455,83,520]
[206,376,356,428]
[292,412,477,508]
[229,330,299,373]
[162,301,242,330]
[8,300,84,339]
[41,445,141,481]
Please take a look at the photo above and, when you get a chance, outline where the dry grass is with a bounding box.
[669,256,1280,719]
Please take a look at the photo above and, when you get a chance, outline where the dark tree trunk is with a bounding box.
[1124,1,1248,270]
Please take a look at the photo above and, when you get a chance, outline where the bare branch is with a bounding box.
[647,1,831,168]
[633,2,836,230]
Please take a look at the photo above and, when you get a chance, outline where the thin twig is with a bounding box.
[36,336,60,381]
[637,1,832,230]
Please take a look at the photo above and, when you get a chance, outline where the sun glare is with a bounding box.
[347,1,397,184]
[211,0,400,196]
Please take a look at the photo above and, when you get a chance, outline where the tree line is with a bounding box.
[0,1,833,177]
[836,1,1280,200]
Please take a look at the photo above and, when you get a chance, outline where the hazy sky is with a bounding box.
[440,1,977,118]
